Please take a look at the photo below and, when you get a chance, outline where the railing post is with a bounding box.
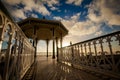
[84,43,87,55]
[106,36,116,71]
[88,42,91,53]
[93,40,97,56]
[88,42,92,66]
[17,35,22,80]
[99,38,106,65]
[70,42,75,67]
[3,33,13,80]
[93,40,99,66]
[81,44,83,56]
[77,45,80,61]
[84,43,88,65]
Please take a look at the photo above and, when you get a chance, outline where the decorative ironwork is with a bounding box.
[0,5,35,80]
[58,31,120,79]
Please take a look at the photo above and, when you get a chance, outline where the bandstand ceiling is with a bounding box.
[18,17,68,40]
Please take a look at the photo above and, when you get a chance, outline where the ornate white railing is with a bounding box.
[58,31,120,79]
[0,1,35,80]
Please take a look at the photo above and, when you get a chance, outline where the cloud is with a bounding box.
[41,0,59,7]
[53,12,101,44]
[31,14,38,18]
[54,12,100,37]
[53,16,63,21]
[54,0,120,45]
[66,0,83,6]
[95,30,103,36]
[53,16,74,30]
[1,2,26,19]
[50,6,58,10]
[71,13,81,21]
[53,13,81,29]
[2,0,21,5]
[37,4,51,15]
[64,0,120,44]
[22,0,50,16]
[87,10,104,24]
[2,0,51,19]
[53,13,100,35]
[87,0,120,26]
[70,20,100,36]
[41,0,60,11]
[12,9,26,19]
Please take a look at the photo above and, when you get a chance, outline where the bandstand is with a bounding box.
[18,18,68,59]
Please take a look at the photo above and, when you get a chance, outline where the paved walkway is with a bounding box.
[23,56,103,80]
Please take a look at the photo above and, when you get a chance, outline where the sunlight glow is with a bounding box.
[62,42,70,47]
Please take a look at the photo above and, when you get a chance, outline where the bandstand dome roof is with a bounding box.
[18,17,68,40]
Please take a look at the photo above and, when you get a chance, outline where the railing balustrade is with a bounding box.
[58,31,120,79]
[0,2,35,80]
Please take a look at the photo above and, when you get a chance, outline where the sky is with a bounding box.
[1,0,120,52]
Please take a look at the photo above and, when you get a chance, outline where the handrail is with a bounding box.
[63,31,120,48]
[0,1,35,80]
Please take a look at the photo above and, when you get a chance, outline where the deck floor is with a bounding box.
[23,56,103,80]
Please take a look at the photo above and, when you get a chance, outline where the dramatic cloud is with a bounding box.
[54,12,100,35]
[36,4,50,15]
[2,0,50,19]
[52,0,120,45]
[87,0,120,26]
[54,13,101,44]
[12,9,26,19]
[66,0,83,6]
[70,20,100,36]
[2,0,21,5]
[22,0,50,15]
[3,6,26,20]
[53,13,81,29]
[1,0,120,48]
[41,0,60,11]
